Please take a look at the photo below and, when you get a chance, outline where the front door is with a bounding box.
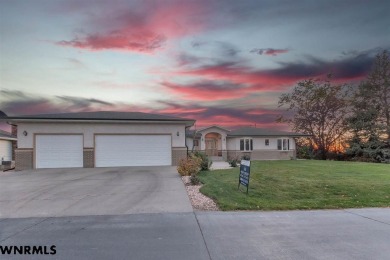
[205,139,217,156]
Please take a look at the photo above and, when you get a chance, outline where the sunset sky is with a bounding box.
[0,0,389,131]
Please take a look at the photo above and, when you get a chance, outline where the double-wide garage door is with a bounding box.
[95,135,172,167]
[35,134,172,168]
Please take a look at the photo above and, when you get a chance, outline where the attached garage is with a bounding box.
[35,135,83,169]
[5,111,194,170]
[95,135,172,167]
[0,129,16,163]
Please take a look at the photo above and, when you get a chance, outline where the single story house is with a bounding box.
[186,125,309,160]
[0,129,16,163]
[3,111,308,170]
[4,111,194,170]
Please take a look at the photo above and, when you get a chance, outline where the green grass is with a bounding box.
[198,160,390,210]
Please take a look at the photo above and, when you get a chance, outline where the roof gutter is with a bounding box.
[5,118,195,127]
[226,134,312,138]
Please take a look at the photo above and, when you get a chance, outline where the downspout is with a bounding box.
[185,126,191,157]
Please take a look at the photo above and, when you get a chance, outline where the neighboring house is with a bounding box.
[0,129,16,163]
[187,125,309,160]
[3,111,194,170]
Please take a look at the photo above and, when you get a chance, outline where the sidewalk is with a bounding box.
[210,161,232,170]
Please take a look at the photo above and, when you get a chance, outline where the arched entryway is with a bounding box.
[205,132,222,156]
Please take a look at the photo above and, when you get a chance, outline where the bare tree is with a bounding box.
[278,75,351,159]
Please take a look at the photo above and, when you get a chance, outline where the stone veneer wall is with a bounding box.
[222,150,228,161]
[15,147,189,169]
[227,150,296,160]
[172,147,188,165]
[15,149,33,171]
[83,148,94,168]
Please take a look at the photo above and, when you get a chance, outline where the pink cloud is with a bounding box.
[57,33,166,53]
[175,63,301,89]
[57,1,207,53]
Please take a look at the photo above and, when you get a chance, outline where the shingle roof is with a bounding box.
[6,111,194,123]
[0,129,16,140]
[227,127,310,137]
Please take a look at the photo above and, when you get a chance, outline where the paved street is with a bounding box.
[1,208,389,260]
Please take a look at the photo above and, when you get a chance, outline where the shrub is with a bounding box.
[296,145,315,159]
[346,139,390,163]
[192,151,212,171]
[177,156,202,177]
[190,175,201,185]
[241,154,251,161]
[228,155,240,167]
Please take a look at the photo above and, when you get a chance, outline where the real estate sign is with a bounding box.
[238,160,251,194]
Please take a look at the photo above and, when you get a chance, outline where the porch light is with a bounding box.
[177,131,180,136]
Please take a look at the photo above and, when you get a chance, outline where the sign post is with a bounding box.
[238,160,251,194]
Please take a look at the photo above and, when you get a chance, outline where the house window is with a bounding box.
[193,140,199,147]
[265,139,269,146]
[277,138,290,150]
[240,138,253,151]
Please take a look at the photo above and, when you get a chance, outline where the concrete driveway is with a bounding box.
[0,167,192,218]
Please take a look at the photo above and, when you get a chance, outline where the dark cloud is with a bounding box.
[190,40,240,57]
[0,89,29,99]
[191,40,207,48]
[250,48,289,56]
[176,51,377,87]
[162,80,249,101]
[0,90,114,116]
[56,96,113,106]
[275,53,375,80]
[0,89,289,129]
[176,53,204,67]
[156,100,288,129]
[216,41,240,57]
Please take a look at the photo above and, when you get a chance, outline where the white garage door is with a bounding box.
[35,135,83,169]
[95,135,172,167]
[0,140,12,161]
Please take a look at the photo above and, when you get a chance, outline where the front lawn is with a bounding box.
[198,160,390,210]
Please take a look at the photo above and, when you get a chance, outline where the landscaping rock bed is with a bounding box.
[181,176,219,211]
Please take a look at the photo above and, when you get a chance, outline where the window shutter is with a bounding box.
[240,139,244,151]
[245,139,249,151]
[250,139,253,150]
[288,139,290,150]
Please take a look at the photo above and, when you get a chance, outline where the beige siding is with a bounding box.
[227,137,296,150]
[17,122,186,148]
[227,138,236,150]
[186,137,194,150]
